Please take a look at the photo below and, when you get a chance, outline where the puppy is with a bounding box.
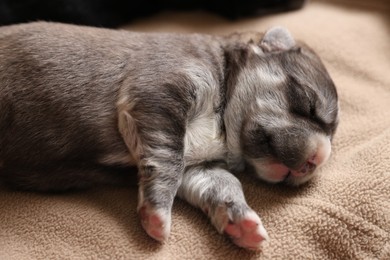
[0,22,338,250]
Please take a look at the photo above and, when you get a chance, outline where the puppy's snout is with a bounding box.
[292,161,316,177]
[291,135,331,178]
[301,161,317,173]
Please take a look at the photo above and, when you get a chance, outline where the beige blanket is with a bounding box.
[1,0,389,259]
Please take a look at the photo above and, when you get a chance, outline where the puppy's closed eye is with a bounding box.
[287,84,337,138]
[287,77,317,118]
[287,77,324,124]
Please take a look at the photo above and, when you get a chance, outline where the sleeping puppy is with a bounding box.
[0,22,338,250]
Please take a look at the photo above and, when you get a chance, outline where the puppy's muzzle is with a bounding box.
[290,160,317,177]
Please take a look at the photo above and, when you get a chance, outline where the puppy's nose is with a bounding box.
[299,161,316,174]
[291,161,316,177]
[290,135,331,178]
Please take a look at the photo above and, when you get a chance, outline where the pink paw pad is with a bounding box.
[139,205,170,242]
[224,211,269,250]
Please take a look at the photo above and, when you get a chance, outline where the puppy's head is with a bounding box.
[231,27,339,186]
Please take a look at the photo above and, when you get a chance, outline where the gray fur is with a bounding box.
[0,22,338,245]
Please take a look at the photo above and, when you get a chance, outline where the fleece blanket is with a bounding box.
[0,0,389,259]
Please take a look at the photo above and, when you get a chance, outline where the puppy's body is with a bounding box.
[0,25,221,171]
[0,22,338,249]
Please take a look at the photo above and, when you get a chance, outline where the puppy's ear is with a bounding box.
[260,26,296,52]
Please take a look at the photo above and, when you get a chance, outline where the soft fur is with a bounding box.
[0,22,338,249]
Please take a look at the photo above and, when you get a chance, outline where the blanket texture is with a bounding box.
[1,0,389,259]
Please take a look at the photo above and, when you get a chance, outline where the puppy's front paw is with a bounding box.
[224,211,269,250]
[139,202,171,242]
[213,205,269,250]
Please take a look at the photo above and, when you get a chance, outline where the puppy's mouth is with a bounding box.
[283,171,292,182]
[279,169,301,184]
[279,160,319,185]
[254,160,317,184]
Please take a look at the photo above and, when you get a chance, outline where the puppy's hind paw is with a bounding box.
[139,203,171,242]
[223,210,269,250]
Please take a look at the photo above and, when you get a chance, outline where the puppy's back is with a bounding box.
[0,22,226,167]
[0,23,135,165]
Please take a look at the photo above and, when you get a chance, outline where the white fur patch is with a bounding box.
[183,62,226,165]
[180,167,214,206]
[250,45,263,55]
[249,66,286,89]
[256,98,291,129]
[184,113,226,165]
[116,97,144,162]
[311,134,332,167]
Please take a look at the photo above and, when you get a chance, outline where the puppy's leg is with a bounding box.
[118,99,186,242]
[177,164,269,250]
[136,154,184,242]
